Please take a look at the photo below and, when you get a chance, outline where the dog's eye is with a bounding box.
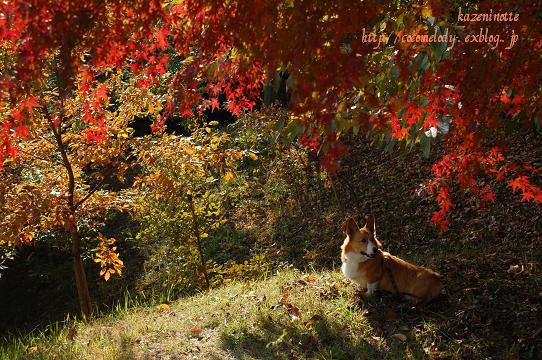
[361,238,367,243]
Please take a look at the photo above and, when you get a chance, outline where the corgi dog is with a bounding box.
[340,215,443,305]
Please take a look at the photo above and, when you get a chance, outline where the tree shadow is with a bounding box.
[115,336,138,360]
[219,312,376,359]
[217,304,437,359]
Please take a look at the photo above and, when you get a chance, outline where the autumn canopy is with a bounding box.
[1,0,541,228]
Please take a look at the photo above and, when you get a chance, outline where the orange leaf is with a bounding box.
[224,170,235,181]
[66,328,77,341]
[286,304,301,320]
[190,327,203,335]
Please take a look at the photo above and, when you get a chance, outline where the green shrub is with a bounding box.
[130,131,233,295]
[125,107,338,298]
[209,253,272,286]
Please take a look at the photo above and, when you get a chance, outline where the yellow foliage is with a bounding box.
[224,170,235,181]
[95,234,124,281]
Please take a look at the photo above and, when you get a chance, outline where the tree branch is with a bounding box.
[74,173,109,210]
[16,147,64,167]
[44,98,76,210]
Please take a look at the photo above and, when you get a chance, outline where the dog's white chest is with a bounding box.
[341,251,368,280]
[341,260,359,279]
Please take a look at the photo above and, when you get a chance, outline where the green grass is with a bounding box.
[2,248,541,360]
[0,269,459,359]
[0,269,440,359]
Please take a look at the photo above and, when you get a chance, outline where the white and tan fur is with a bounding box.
[340,215,443,305]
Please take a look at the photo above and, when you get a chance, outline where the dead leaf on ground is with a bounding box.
[305,275,316,282]
[301,335,318,354]
[285,303,301,320]
[158,303,170,312]
[66,328,77,341]
[303,321,313,330]
[280,294,290,303]
[190,327,203,335]
[507,264,524,275]
[392,333,407,342]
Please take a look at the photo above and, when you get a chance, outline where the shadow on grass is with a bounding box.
[219,313,374,359]
[217,307,436,359]
[115,336,138,360]
[351,255,542,359]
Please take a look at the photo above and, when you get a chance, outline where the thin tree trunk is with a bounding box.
[187,193,210,289]
[48,107,92,317]
[68,214,92,317]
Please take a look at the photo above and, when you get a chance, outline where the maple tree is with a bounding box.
[3,0,540,227]
[0,33,154,316]
[1,0,541,314]
[0,71,136,315]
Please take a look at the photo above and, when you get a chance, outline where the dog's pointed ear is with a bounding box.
[344,218,359,237]
[365,215,376,235]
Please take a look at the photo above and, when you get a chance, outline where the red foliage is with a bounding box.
[1,0,541,227]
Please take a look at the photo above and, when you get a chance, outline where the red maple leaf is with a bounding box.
[508,176,528,193]
[210,98,220,112]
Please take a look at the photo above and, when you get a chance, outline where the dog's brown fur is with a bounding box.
[341,215,443,305]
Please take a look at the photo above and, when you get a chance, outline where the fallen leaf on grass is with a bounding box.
[319,281,339,299]
[507,264,524,275]
[305,275,316,282]
[304,311,322,329]
[190,327,203,335]
[66,328,77,341]
[280,294,290,303]
[391,333,407,342]
[286,303,301,320]
[158,303,170,312]
[26,346,38,354]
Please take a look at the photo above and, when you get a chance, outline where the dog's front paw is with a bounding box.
[363,294,379,308]
[354,288,367,303]
[367,282,379,296]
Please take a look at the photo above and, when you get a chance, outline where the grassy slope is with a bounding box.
[2,269,453,360]
[4,262,541,359]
